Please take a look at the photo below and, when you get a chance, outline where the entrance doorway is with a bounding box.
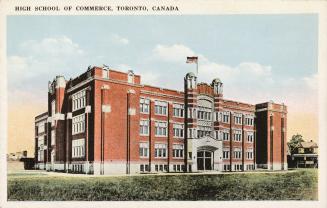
[197,150,213,171]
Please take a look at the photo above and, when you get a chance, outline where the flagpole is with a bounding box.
[196,58,198,77]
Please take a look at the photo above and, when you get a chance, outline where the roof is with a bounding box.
[300,141,318,149]
[293,154,318,158]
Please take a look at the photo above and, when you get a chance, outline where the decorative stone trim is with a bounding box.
[85,106,91,113]
[102,105,111,113]
[128,108,136,115]
[67,113,72,119]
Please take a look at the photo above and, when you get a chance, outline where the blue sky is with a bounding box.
[7,14,318,113]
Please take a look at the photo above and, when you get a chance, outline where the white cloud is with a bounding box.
[7,36,88,100]
[237,62,272,77]
[141,72,160,86]
[151,44,273,85]
[152,44,195,63]
[111,34,129,45]
[151,44,274,94]
[20,36,84,57]
[115,64,132,71]
[146,43,317,114]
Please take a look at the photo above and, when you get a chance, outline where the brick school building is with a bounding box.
[34,66,287,175]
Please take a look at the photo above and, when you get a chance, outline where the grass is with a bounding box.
[7,169,318,201]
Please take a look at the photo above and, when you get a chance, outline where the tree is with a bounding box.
[287,134,304,154]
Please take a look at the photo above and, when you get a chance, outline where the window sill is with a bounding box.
[72,132,85,136]
[173,116,184,118]
[154,114,168,116]
[155,135,168,138]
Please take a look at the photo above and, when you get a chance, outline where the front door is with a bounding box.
[197,150,213,171]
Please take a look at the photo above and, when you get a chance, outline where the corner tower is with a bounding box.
[184,72,198,172]
[47,75,67,171]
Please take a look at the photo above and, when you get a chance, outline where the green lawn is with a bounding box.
[7,169,318,201]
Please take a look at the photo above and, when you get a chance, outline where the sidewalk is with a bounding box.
[8,168,296,178]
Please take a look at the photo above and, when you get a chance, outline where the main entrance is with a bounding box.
[197,150,213,171]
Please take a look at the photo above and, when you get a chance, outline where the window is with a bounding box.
[245,116,254,126]
[51,130,56,145]
[72,114,85,135]
[222,131,230,141]
[197,130,211,138]
[128,71,134,83]
[173,164,184,172]
[173,124,184,138]
[224,164,231,171]
[197,107,212,121]
[154,101,168,115]
[223,149,230,159]
[154,164,167,172]
[154,143,167,158]
[139,120,149,136]
[234,113,242,125]
[155,121,167,136]
[72,138,85,158]
[173,103,184,117]
[233,130,242,142]
[38,149,44,161]
[197,126,211,138]
[140,98,150,114]
[246,149,253,159]
[145,164,149,171]
[247,131,254,143]
[38,136,44,161]
[188,128,197,138]
[247,164,255,170]
[173,144,184,158]
[139,143,149,158]
[234,164,242,171]
[233,148,242,159]
[214,131,219,140]
[51,101,55,126]
[38,137,44,148]
[214,112,219,122]
[222,112,230,123]
[102,69,109,79]
[187,108,197,119]
[139,164,149,172]
[72,89,86,111]
[38,123,45,134]
[51,100,55,116]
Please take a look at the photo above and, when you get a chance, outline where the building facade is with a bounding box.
[289,140,318,168]
[34,66,287,174]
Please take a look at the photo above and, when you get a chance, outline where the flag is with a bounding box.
[186,56,198,64]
